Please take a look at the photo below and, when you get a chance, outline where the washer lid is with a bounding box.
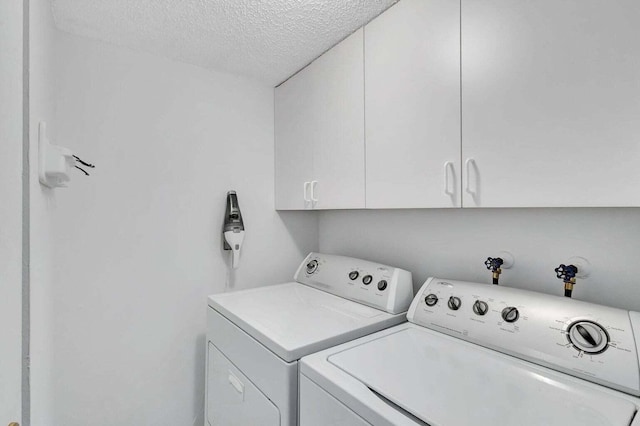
[328,327,638,426]
[208,283,405,362]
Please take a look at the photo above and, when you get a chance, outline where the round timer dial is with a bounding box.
[473,300,489,316]
[567,321,609,354]
[501,307,519,323]
[424,294,438,307]
[447,296,461,311]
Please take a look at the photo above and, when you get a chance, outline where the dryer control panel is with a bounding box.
[294,252,413,314]
[407,278,640,396]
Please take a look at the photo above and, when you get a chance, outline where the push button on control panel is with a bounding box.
[348,271,359,281]
[362,275,373,285]
[377,280,388,291]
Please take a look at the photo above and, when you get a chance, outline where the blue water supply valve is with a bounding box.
[485,257,504,285]
[555,264,578,282]
[485,257,504,272]
[555,264,578,298]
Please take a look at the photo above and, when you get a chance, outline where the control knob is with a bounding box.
[377,280,388,291]
[473,300,489,316]
[348,271,359,280]
[501,307,519,323]
[447,296,461,311]
[567,321,609,354]
[362,275,373,285]
[306,260,319,274]
[424,294,438,307]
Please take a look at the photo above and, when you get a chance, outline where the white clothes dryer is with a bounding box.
[205,252,413,426]
[300,278,640,426]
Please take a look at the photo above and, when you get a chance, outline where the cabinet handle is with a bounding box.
[310,180,319,203]
[303,181,311,202]
[443,161,454,195]
[465,158,476,194]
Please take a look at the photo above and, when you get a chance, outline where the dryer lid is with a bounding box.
[328,327,638,426]
[208,283,405,362]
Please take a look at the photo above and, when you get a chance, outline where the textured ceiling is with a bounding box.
[51,0,397,86]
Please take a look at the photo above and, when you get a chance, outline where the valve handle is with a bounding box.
[484,257,504,272]
[555,264,578,282]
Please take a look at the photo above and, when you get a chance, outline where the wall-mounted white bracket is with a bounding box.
[38,121,75,188]
[567,256,591,279]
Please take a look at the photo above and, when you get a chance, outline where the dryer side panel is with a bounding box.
[206,308,297,425]
[207,343,280,426]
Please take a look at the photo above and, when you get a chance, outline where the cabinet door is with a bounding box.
[462,0,640,207]
[275,65,315,210]
[275,29,365,210]
[365,0,461,208]
[310,29,366,210]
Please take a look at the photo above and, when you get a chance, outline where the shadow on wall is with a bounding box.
[276,210,320,256]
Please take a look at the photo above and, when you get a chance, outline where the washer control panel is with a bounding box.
[294,252,414,314]
[407,277,640,396]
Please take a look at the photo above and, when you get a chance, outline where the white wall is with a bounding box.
[30,0,59,424]
[51,32,318,425]
[319,208,640,312]
[0,1,24,423]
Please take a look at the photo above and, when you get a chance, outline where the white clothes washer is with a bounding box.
[205,252,414,426]
[300,277,640,426]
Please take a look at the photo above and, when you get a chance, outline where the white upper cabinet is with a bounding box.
[462,0,640,207]
[365,0,461,208]
[277,0,640,210]
[275,65,315,210]
[275,29,365,210]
